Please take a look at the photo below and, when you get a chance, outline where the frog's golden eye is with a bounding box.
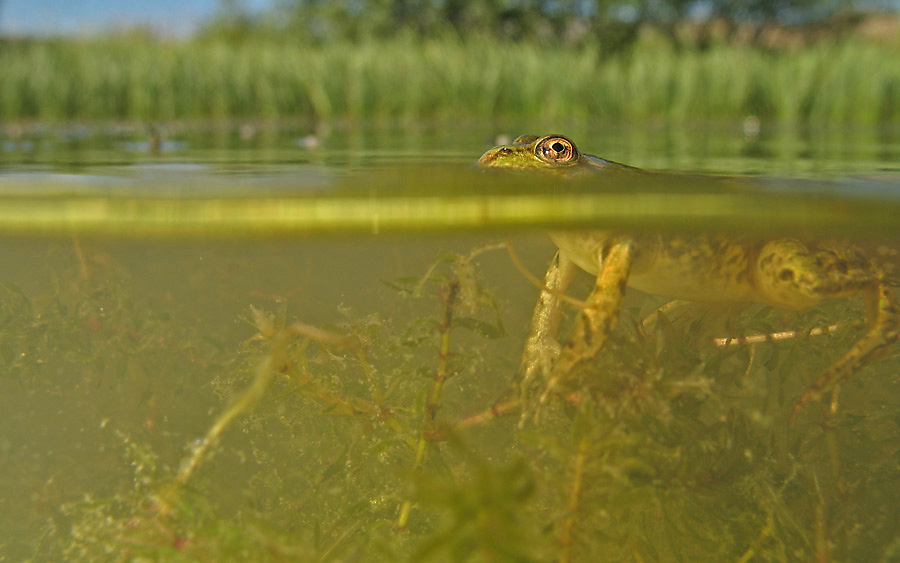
[535,136,577,164]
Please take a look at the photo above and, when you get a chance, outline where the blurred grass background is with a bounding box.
[1,0,899,124]
[2,35,899,123]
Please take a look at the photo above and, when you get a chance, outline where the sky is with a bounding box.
[0,0,272,37]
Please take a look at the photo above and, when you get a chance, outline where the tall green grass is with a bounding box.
[1,36,899,122]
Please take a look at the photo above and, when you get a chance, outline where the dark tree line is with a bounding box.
[206,0,890,49]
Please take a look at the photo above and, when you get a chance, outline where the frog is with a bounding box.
[477,134,900,419]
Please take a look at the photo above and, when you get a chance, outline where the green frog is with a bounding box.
[477,134,900,417]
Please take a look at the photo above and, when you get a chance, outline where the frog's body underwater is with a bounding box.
[477,134,900,417]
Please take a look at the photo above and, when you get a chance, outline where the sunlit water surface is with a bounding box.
[2,121,900,561]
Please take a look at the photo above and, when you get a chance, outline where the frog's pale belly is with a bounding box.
[551,231,767,305]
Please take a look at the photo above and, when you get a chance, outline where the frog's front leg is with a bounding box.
[537,239,635,406]
[517,250,579,408]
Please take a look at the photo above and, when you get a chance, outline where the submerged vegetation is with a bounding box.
[1,33,900,123]
[3,238,899,560]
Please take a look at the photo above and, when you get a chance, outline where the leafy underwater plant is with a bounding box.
[14,240,900,561]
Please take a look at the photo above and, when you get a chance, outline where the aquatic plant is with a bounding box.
[3,239,899,560]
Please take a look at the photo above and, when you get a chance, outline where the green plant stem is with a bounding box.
[158,320,355,513]
[396,279,459,531]
[558,435,589,562]
[156,328,288,514]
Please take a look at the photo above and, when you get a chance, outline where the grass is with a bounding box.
[1,35,900,123]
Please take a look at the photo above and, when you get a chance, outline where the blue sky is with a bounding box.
[0,0,272,36]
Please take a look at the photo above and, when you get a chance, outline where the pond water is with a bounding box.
[2,120,900,561]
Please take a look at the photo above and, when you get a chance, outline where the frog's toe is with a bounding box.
[513,339,564,423]
[520,336,560,384]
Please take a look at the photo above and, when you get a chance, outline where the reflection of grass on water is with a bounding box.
[11,243,900,560]
[1,36,899,122]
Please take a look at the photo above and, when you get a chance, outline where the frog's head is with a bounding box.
[477,134,588,173]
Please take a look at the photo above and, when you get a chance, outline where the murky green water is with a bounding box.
[2,121,900,561]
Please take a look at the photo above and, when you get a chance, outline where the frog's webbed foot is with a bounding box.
[754,240,900,417]
[524,240,635,420]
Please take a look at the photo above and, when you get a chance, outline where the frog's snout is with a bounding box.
[476,146,511,167]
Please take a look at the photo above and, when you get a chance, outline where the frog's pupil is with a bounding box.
[552,142,565,153]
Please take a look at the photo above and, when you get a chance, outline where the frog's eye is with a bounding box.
[535,136,577,164]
